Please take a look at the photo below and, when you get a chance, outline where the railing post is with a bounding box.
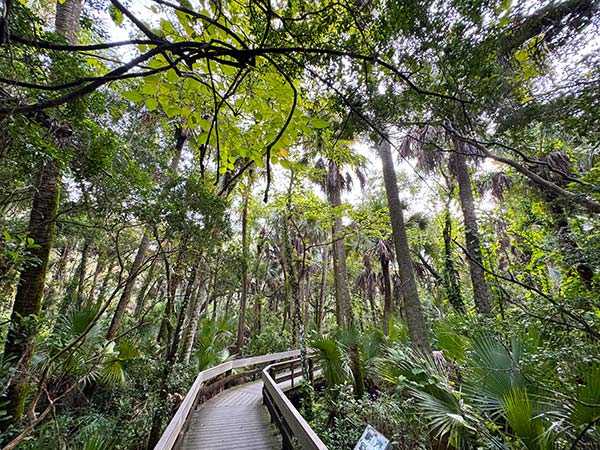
[290,361,295,388]
[282,432,293,450]
[308,358,314,385]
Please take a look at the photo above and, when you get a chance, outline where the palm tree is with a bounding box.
[1,0,80,425]
[401,127,492,314]
[377,138,431,354]
[316,156,355,327]
[449,137,492,314]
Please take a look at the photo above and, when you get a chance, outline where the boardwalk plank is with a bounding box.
[179,381,281,450]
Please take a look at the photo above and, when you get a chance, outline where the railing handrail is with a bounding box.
[262,358,329,450]
[154,349,300,450]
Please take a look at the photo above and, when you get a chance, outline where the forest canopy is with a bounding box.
[1,0,599,449]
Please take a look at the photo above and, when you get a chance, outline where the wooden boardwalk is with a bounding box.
[179,380,281,450]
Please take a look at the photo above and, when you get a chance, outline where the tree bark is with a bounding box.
[451,139,492,315]
[107,232,150,340]
[42,242,71,311]
[442,209,466,313]
[133,257,157,318]
[378,139,430,354]
[379,245,392,336]
[181,269,209,365]
[328,160,353,327]
[317,246,328,333]
[75,239,91,306]
[236,180,251,350]
[1,161,60,423]
[1,0,80,425]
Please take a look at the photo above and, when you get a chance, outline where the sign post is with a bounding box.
[353,425,392,450]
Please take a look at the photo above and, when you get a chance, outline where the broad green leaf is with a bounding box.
[310,118,330,129]
[122,90,144,103]
[145,98,158,111]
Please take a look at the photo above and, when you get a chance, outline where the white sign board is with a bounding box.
[353,425,392,450]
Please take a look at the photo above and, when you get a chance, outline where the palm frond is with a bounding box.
[311,336,350,388]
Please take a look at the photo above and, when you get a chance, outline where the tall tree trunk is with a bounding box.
[133,257,157,318]
[157,240,186,344]
[107,232,150,340]
[317,246,328,333]
[75,239,91,306]
[379,245,392,336]
[1,161,60,423]
[450,139,492,315]
[42,242,71,310]
[1,0,80,425]
[378,139,430,354]
[96,258,115,307]
[181,269,209,365]
[442,209,466,313]
[88,251,104,301]
[236,180,251,351]
[328,161,353,327]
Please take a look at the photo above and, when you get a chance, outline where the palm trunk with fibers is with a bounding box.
[107,232,150,340]
[378,139,430,354]
[236,179,251,351]
[1,161,60,424]
[1,0,80,426]
[450,138,492,315]
[328,161,353,327]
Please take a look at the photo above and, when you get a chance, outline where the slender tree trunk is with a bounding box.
[88,251,104,301]
[157,240,185,344]
[380,250,392,336]
[133,257,156,317]
[451,139,491,314]
[328,161,353,327]
[236,180,251,350]
[42,242,71,311]
[442,209,466,313]
[96,259,115,307]
[181,268,209,364]
[76,239,91,306]
[317,246,328,334]
[170,268,197,361]
[107,233,150,340]
[378,139,430,354]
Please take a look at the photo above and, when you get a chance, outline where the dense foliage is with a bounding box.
[1,0,599,448]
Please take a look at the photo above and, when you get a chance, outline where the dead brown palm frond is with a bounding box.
[355,167,367,190]
[375,238,392,264]
[491,172,513,200]
[398,134,414,159]
[355,253,377,296]
[479,172,513,200]
[537,151,572,182]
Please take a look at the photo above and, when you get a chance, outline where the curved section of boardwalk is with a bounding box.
[180,380,281,450]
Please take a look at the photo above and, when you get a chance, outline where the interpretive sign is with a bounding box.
[353,425,392,450]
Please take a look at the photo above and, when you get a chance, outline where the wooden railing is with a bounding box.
[153,350,300,450]
[262,357,329,450]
